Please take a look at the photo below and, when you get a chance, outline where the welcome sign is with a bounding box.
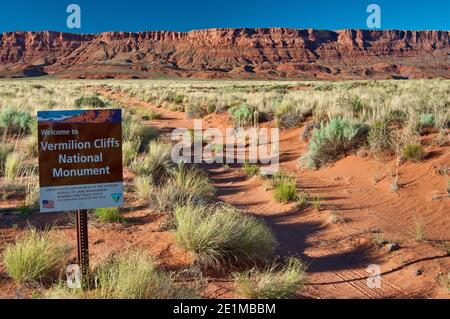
[38,109,124,213]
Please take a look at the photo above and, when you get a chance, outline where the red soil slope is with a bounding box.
[1,28,449,79]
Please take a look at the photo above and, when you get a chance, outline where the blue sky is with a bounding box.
[1,0,449,33]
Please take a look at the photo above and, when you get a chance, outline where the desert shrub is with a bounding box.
[301,118,368,168]
[229,103,257,127]
[0,108,32,135]
[276,111,304,129]
[185,104,206,119]
[311,196,322,211]
[402,143,424,162]
[134,175,154,202]
[130,142,174,183]
[2,228,69,284]
[243,161,260,177]
[93,250,194,299]
[95,207,124,223]
[122,140,140,166]
[144,164,213,212]
[169,162,214,201]
[296,192,310,208]
[418,113,435,128]
[336,94,365,116]
[74,96,106,109]
[0,144,14,176]
[140,110,162,121]
[234,257,307,299]
[46,250,195,299]
[273,176,297,203]
[122,116,158,151]
[368,120,392,153]
[174,204,277,268]
[4,153,22,182]
[387,109,408,124]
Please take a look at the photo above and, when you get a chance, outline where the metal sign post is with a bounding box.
[76,210,89,287]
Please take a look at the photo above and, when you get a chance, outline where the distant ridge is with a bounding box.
[1,28,449,79]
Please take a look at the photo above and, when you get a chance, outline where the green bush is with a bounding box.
[174,204,277,268]
[234,257,307,299]
[229,104,257,127]
[243,161,260,177]
[95,207,124,223]
[0,108,32,135]
[74,96,106,108]
[301,118,368,168]
[418,113,435,128]
[2,228,69,284]
[273,176,297,203]
[402,144,424,162]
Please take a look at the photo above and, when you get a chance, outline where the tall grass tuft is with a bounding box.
[130,141,173,183]
[92,250,195,299]
[174,204,277,268]
[45,250,196,299]
[234,257,307,299]
[2,227,69,284]
[4,152,21,182]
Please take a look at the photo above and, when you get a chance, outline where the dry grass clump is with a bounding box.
[130,141,173,183]
[174,204,277,268]
[2,227,70,284]
[135,162,214,212]
[45,250,196,299]
[234,257,307,299]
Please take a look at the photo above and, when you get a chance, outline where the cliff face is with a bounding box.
[1,28,449,79]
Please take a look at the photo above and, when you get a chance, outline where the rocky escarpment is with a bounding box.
[1,28,449,79]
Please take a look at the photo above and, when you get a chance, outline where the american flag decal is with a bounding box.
[42,200,55,209]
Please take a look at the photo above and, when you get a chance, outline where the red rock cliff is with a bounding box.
[1,28,449,79]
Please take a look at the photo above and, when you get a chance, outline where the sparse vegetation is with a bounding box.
[234,257,307,299]
[45,250,195,299]
[130,141,173,183]
[301,118,368,168]
[273,177,297,203]
[95,207,124,223]
[2,228,69,284]
[412,216,425,241]
[243,161,260,177]
[174,204,277,268]
[402,143,424,162]
[0,108,32,135]
[74,96,106,109]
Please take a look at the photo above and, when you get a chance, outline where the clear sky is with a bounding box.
[0,0,449,33]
